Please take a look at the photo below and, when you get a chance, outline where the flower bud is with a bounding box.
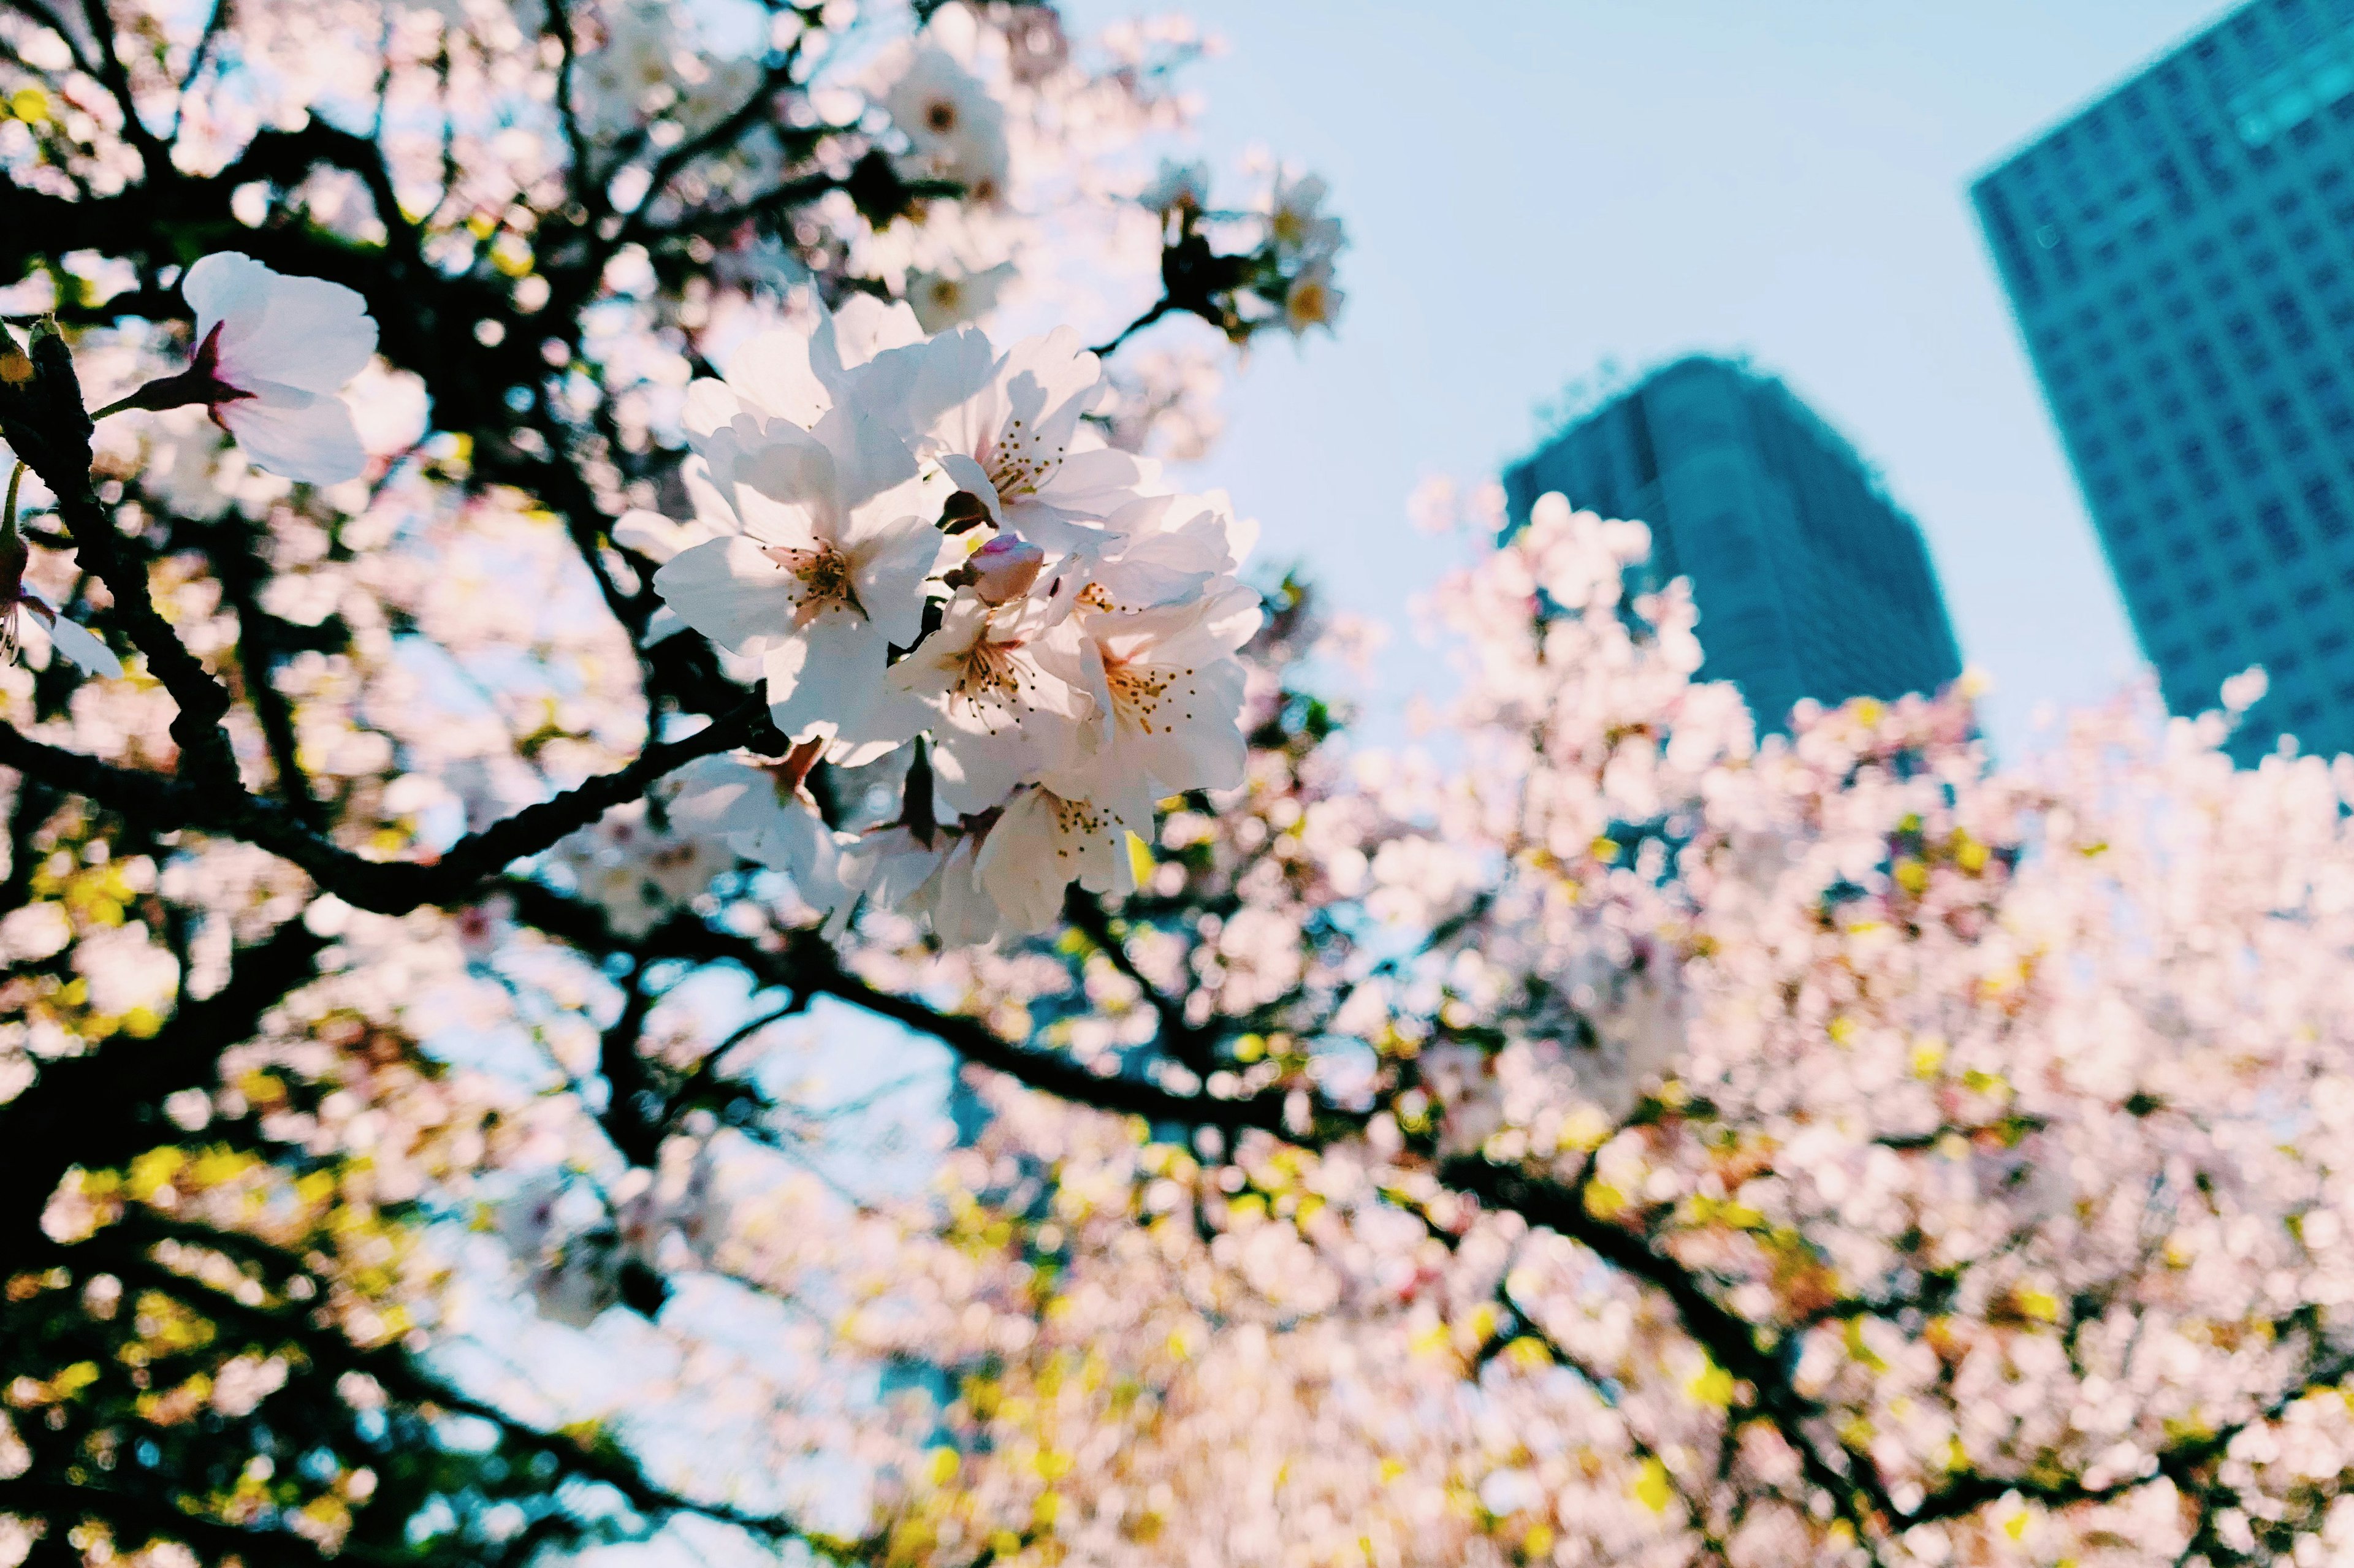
[969,535,1045,605]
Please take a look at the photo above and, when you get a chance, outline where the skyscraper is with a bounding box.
[1975,0,2354,758]
[1503,356,1964,733]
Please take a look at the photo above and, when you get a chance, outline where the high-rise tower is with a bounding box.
[1503,356,1964,733]
[1975,0,2354,757]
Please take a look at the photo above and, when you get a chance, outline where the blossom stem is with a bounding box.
[91,368,242,421]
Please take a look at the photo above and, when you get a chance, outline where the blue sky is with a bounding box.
[1058,0,2229,757]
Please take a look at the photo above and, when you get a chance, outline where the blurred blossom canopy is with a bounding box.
[0,3,2352,1568]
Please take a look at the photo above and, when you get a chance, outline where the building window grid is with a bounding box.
[1981,1,2354,753]
[2097,135,2354,571]
[2230,131,2354,560]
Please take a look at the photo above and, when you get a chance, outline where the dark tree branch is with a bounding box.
[203,515,327,828]
[497,878,1331,1137]
[1443,1154,1902,1540]
[1062,886,1214,1074]
[598,957,664,1166]
[74,0,170,180]
[0,915,326,1247]
[0,695,772,913]
[0,322,239,774]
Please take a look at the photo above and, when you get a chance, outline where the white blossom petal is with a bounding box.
[185,252,376,394]
[215,388,368,485]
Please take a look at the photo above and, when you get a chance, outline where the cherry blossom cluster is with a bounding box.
[715,498,2354,1567]
[627,297,1261,942]
[36,0,2354,1563]
[1124,159,1349,346]
[0,0,1350,1559]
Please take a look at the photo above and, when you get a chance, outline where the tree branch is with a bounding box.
[0,696,772,913]
[0,915,327,1247]
[497,879,1328,1136]
[0,324,238,774]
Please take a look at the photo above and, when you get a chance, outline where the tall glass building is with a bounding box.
[1503,356,1964,734]
[1974,0,2354,758]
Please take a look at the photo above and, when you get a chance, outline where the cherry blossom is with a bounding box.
[883,581,1094,817]
[67,5,2302,1567]
[653,386,942,745]
[907,262,1018,332]
[1268,170,1343,264]
[1282,261,1346,338]
[916,326,1155,550]
[1051,588,1258,828]
[853,821,1006,946]
[0,536,119,679]
[974,782,1137,931]
[110,252,379,485]
[878,41,1013,206]
[665,752,861,926]
[642,300,1262,937]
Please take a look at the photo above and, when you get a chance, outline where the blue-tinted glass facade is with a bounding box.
[1503,356,1964,732]
[1975,0,2354,758]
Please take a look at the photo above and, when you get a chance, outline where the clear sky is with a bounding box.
[1058,0,2231,758]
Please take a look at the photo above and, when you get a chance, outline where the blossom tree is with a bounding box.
[2,3,2353,1568]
